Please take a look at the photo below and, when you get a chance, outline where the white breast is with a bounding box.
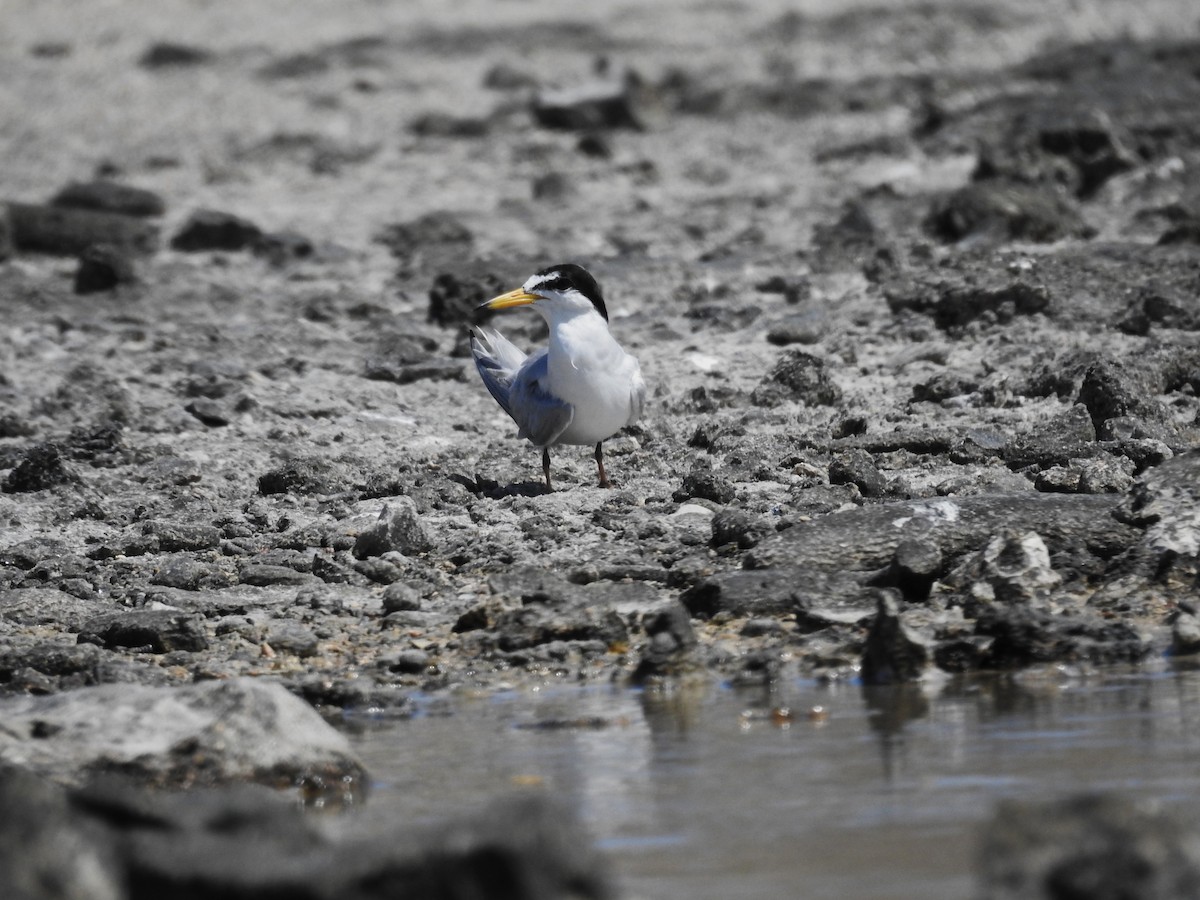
[546,314,641,446]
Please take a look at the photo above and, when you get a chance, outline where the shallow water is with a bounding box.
[351,669,1200,899]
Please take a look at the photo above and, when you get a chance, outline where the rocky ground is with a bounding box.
[2,0,1200,896]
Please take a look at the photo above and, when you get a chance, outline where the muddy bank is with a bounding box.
[2,0,1200,896]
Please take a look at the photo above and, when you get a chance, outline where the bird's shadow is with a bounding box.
[448,472,550,499]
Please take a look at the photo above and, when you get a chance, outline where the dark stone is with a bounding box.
[409,112,490,137]
[0,414,28,440]
[684,287,762,329]
[252,230,315,266]
[744,493,1138,590]
[483,61,538,91]
[681,569,806,619]
[1158,219,1200,246]
[532,171,571,202]
[1034,455,1135,494]
[934,281,1050,330]
[975,605,1147,668]
[29,41,72,59]
[0,642,104,683]
[138,41,214,68]
[0,538,71,570]
[481,569,630,652]
[240,564,315,587]
[492,598,628,653]
[911,372,980,403]
[374,211,474,271]
[257,52,329,79]
[710,508,763,549]
[6,202,160,256]
[1111,452,1200,582]
[978,794,1200,900]
[452,605,490,633]
[382,582,423,613]
[673,470,736,505]
[1077,358,1171,438]
[751,349,841,407]
[114,787,608,900]
[184,397,236,427]
[365,359,466,385]
[926,181,1089,243]
[0,205,12,261]
[631,602,699,683]
[77,610,209,654]
[576,133,613,158]
[387,649,430,674]
[51,180,166,217]
[142,521,221,553]
[311,553,357,585]
[63,422,125,464]
[149,555,236,591]
[258,458,343,495]
[866,539,943,602]
[352,556,403,585]
[860,592,931,684]
[170,209,263,252]
[1003,405,1098,472]
[765,313,825,346]
[828,449,889,498]
[264,622,319,658]
[1033,108,1140,197]
[2,443,80,493]
[533,74,649,131]
[0,766,124,900]
[365,332,438,374]
[74,244,137,294]
[755,275,812,304]
[427,267,509,328]
[0,588,98,631]
[299,676,409,712]
[353,500,434,558]
[1117,287,1200,334]
[810,200,891,274]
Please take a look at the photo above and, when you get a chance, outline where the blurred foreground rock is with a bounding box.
[0,765,613,900]
[978,793,1200,899]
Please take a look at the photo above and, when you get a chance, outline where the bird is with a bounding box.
[470,263,645,491]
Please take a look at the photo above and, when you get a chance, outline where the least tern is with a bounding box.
[471,264,645,491]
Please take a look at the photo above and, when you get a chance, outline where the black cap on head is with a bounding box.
[533,263,607,321]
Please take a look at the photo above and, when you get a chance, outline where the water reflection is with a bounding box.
[353,669,1200,899]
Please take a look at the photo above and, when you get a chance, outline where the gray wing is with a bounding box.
[471,327,526,419]
[510,349,574,448]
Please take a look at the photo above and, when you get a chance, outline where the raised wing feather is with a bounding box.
[471,327,527,418]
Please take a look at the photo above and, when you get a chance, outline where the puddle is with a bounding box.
[351,670,1200,899]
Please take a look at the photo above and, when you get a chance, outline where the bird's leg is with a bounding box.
[595,442,612,488]
[542,447,553,493]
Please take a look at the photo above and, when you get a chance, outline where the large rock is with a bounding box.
[978,793,1200,899]
[860,592,932,684]
[0,766,614,900]
[352,499,434,558]
[0,765,124,900]
[0,679,366,796]
[743,493,1137,575]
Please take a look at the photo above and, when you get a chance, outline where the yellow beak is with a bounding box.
[480,288,541,310]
